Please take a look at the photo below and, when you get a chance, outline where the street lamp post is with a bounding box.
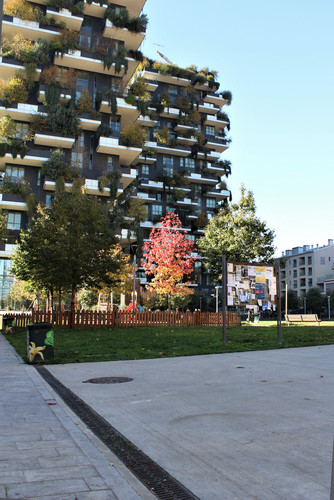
[304,297,307,314]
[328,295,331,320]
[215,286,219,313]
[130,244,138,312]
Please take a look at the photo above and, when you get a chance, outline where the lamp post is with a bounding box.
[130,244,138,312]
[328,295,331,320]
[215,286,219,313]
[304,297,307,314]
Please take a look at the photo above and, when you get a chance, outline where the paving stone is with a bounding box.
[24,465,100,482]
[6,478,90,498]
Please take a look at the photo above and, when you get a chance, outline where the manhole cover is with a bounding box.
[83,377,133,384]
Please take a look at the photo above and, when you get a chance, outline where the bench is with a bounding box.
[285,314,321,326]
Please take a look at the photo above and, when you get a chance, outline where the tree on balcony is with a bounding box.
[197,185,276,282]
[142,213,197,312]
[120,123,146,148]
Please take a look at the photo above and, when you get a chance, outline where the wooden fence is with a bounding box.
[3,310,239,329]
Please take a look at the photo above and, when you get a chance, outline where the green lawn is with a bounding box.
[5,321,334,364]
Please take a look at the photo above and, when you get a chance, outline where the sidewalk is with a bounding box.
[0,334,152,500]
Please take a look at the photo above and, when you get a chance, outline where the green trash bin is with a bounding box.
[2,316,16,334]
[27,322,54,363]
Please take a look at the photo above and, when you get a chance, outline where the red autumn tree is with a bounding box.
[142,212,197,310]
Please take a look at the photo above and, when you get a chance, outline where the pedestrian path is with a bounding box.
[0,334,150,500]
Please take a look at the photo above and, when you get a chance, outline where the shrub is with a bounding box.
[4,0,41,21]
[221,90,232,105]
[96,123,112,139]
[31,38,51,66]
[2,33,33,61]
[40,66,58,86]
[120,123,146,148]
[1,77,28,104]
[41,149,69,180]
[0,115,17,139]
[77,89,93,114]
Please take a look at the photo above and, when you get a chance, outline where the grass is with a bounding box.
[5,321,334,364]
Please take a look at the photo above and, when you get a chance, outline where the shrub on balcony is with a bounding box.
[31,38,51,66]
[0,77,28,106]
[0,115,17,139]
[104,7,148,33]
[2,33,33,61]
[96,123,112,139]
[128,49,144,62]
[77,89,93,114]
[221,90,232,105]
[3,0,41,21]
[41,149,69,180]
[154,125,173,147]
[0,138,28,160]
[128,76,149,99]
[120,123,146,148]
[48,0,84,15]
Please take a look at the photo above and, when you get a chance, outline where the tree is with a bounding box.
[197,185,276,282]
[306,287,325,315]
[286,290,301,312]
[11,181,122,324]
[142,213,196,311]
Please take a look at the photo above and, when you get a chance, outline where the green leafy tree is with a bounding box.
[11,181,122,324]
[286,290,301,312]
[197,185,276,282]
[305,287,325,315]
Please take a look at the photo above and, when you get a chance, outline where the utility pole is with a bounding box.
[285,282,288,317]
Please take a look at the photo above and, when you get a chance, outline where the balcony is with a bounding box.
[115,0,146,17]
[84,179,109,196]
[132,192,156,203]
[144,141,190,157]
[79,116,101,131]
[54,51,137,85]
[185,173,218,185]
[34,133,75,149]
[146,82,158,92]
[103,20,145,51]
[174,124,195,133]
[175,198,198,208]
[197,150,221,161]
[0,149,51,168]
[46,8,83,30]
[138,180,163,190]
[136,155,157,164]
[206,188,231,200]
[2,15,60,41]
[160,107,180,119]
[206,139,230,154]
[0,56,41,80]
[117,228,136,244]
[137,115,157,127]
[0,103,43,122]
[0,193,27,211]
[205,114,229,131]
[176,135,197,146]
[204,93,229,107]
[96,137,141,166]
[83,0,107,18]
[38,88,72,105]
[0,243,17,257]
[100,98,140,128]
[198,102,220,115]
[206,163,230,176]
[142,70,190,88]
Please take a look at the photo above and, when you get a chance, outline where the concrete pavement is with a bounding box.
[0,334,153,499]
[48,346,334,500]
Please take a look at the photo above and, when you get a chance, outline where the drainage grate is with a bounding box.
[36,366,199,500]
[83,376,133,384]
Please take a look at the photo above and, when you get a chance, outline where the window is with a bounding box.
[5,167,24,182]
[156,193,162,202]
[293,270,297,278]
[182,158,195,170]
[15,123,29,139]
[206,198,216,208]
[308,267,312,275]
[308,278,313,287]
[71,152,83,169]
[169,85,178,95]
[166,194,174,203]
[308,256,312,265]
[293,280,297,289]
[205,125,215,136]
[37,170,41,186]
[293,259,297,268]
[163,155,173,167]
[163,165,173,177]
[7,213,21,230]
[152,205,162,216]
[187,235,195,243]
[45,194,53,208]
[141,165,149,175]
[320,257,325,265]
[107,157,113,169]
[76,71,89,99]
[109,118,120,135]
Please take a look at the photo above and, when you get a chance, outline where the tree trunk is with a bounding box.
[168,294,171,314]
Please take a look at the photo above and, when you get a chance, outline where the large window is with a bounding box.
[109,118,120,135]
[205,125,215,136]
[206,198,216,208]
[5,167,24,182]
[163,155,173,167]
[152,205,162,216]
[163,165,173,177]
[76,71,89,100]
[182,158,195,170]
[141,165,150,176]
[7,213,21,230]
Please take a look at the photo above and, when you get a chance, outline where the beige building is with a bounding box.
[279,239,334,297]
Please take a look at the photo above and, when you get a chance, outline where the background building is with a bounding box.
[278,239,334,298]
[0,0,232,306]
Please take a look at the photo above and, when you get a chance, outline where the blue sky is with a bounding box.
[141,0,334,257]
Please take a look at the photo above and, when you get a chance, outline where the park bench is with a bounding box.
[285,314,321,326]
